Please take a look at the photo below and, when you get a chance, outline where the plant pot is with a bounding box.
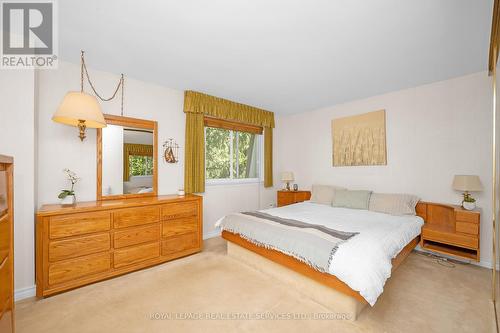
[61,194,76,206]
[462,201,476,211]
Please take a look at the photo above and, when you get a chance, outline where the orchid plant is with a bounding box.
[58,169,80,200]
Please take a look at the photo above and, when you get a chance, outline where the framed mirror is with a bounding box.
[97,114,158,200]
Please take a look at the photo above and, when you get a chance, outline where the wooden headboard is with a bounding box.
[416,201,460,226]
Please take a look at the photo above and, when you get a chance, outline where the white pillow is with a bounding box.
[368,193,420,216]
[310,184,346,205]
[138,187,154,194]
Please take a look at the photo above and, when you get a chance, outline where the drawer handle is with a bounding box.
[164,213,195,219]
[0,256,7,270]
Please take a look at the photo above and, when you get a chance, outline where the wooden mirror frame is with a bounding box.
[97,114,158,201]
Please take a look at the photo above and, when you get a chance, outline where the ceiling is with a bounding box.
[59,0,493,114]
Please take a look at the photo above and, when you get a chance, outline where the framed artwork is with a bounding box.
[332,109,387,167]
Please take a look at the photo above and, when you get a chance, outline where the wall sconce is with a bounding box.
[52,91,105,141]
[52,50,125,141]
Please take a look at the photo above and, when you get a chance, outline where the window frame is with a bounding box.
[204,123,263,186]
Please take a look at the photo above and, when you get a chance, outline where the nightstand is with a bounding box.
[277,190,311,207]
[418,202,480,261]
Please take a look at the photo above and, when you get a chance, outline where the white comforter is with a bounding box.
[223,202,424,306]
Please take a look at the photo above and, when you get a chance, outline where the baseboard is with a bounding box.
[203,229,221,240]
[15,285,36,301]
[475,259,500,270]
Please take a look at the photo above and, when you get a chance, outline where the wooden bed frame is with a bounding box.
[223,231,419,304]
[221,201,437,304]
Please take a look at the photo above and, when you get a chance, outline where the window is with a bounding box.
[205,127,260,182]
[129,155,153,176]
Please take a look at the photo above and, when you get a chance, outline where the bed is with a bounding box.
[216,200,429,320]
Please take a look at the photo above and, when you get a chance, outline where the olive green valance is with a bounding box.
[184,91,274,194]
[123,144,153,181]
[184,91,275,128]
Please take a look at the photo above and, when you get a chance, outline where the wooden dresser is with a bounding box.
[277,190,311,207]
[36,194,202,297]
[0,155,14,333]
[417,202,480,261]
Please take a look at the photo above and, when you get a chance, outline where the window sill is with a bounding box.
[206,178,261,187]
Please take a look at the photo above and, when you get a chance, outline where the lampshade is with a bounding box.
[281,171,294,182]
[52,91,107,128]
[452,175,483,192]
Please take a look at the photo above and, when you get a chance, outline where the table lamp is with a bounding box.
[452,175,483,210]
[281,172,294,191]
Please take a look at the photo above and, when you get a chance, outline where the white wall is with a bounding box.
[102,125,124,195]
[202,183,262,238]
[0,69,36,297]
[123,130,153,145]
[273,72,494,267]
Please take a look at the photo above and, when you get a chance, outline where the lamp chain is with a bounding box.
[80,50,125,115]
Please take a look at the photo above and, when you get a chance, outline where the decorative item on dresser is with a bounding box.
[417,201,480,261]
[58,169,80,205]
[277,190,311,207]
[36,194,203,297]
[0,155,14,333]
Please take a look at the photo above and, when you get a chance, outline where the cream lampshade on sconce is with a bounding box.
[52,92,106,141]
[281,171,294,191]
[452,175,483,210]
[52,51,125,141]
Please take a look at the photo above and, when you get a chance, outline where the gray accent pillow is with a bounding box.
[332,190,373,210]
[369,193,420,216]
[310,184,347,205]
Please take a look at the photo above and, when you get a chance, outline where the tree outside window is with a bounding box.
[205,127,259,181]
[129,155,153,176]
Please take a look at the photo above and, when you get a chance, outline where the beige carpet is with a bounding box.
[16,237,495,333]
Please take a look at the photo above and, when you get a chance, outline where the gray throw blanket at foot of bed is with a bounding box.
[217,211,358,273]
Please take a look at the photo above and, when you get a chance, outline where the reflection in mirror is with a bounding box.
[101,125,154,196]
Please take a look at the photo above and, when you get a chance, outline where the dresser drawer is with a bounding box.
[0,256,11,309]
[455,211,479,224]
[0,214,9,263]
[49,233,110,262]
[113,206,160,229]
[456,222,479,235]
[49,212,111,239]
[113,242,160,268]
[162,232,199,256]
[48,252,111,285]
[161,201,198,220]
[422,227,478,249]
[114,224,160,249]
[162,217,198,238]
